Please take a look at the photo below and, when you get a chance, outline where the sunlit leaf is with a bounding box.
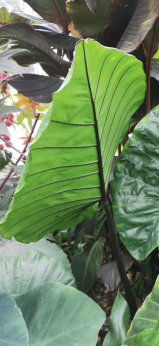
[0,40,146,242]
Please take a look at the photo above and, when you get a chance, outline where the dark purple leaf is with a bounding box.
[0,23,70,77]
[7,74,63,103]
[33,24,80,50]
[22,0,70,27]
[117,0,159,53]
[98,0,139,47]
[97,255,134,291]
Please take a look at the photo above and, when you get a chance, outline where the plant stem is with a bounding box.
[0,113,40,190]
[103,200,137,318]
[0,137,27,158]
[52,0,68,34]
[52,0,72,61]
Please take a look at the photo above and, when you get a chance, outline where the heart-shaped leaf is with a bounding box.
[0,238,70,268]
[112,106,159,260]
[0,250,75,295]
[0,40,146,242]
[15,282,105,346]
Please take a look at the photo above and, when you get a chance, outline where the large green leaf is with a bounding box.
[66,0,110,38]
[112,106,159,260]
[0,287,28,346]
[0,238,70,268]
[0,40,146,242]
[0,250,75,295]
[0,23,70,77]
[23,0,70,26]
[15,282,105,346]
[72,238,105,293]
[103,291,130,346]
[123,276,159,345]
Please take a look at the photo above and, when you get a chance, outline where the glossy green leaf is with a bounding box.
[112,106,159,260]
[72,238,105,293]
[123,276,159,345]
[0,250,75,295]
[117,0,159,53]
[0,40,146,242]
[23,0,70,26]
[103,291,130,346]
[66,0,110,38]
[130,323,159,346]
[15,282,105,346]
[0,238,70,268]
[0,23,70,77]
[0,287,28,346]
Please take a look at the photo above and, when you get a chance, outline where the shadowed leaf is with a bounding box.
[0,23,70,77]
[7,74,63,103]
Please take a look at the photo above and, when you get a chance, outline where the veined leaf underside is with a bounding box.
[0,40,146,242]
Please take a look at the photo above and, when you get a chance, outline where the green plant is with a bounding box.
[112,106,159,260]
[103,276,159,346]
[0,39,146,316]
[1,1,159,344]
[0,240,105,345]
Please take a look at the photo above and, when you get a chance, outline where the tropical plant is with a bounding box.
[103,276,159,346]
[1,1,159,344]
[0,240,105,346]
[0,39,146,316]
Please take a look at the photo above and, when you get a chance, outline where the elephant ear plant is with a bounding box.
[0,241,105,346]
[0,39,146,316]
